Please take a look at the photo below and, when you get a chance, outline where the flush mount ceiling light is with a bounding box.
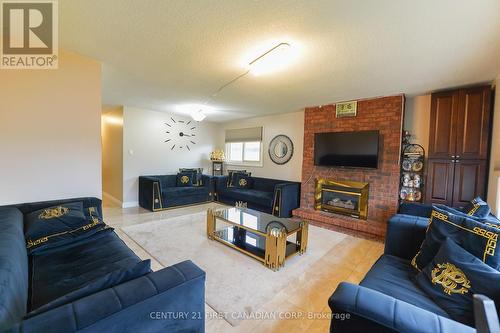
[248,42,292,76]
[176,104,212,122]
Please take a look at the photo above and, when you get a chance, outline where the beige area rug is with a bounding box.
[122,211,347,326]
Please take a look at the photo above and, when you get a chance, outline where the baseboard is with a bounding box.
[122,201,139,208]
[102,191,122,207]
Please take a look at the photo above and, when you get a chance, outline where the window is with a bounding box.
[225,141,262,164]
[225,126,263,166]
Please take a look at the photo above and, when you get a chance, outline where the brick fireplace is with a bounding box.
[293,95,404,237]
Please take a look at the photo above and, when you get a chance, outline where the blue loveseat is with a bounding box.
[214,175,300,218]
[0,197,205,333]
[139,174,215,211]
[328,203,477,333]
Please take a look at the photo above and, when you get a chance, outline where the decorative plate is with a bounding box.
[402,159,412,171]
[414,190,422,201]
[400,189,408,200]
[268,135,294,165]
[412,160,423,172]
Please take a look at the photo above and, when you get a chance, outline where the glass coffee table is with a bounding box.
[206,206,308,271]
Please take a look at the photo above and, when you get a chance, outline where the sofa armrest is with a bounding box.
[273,183,300,218]
[329,282,474,333]
[12,260,205,333]
[214,176,229,194]
[398,202,433,218]
[202,175,215,200]
[138,176,163,211]
[384,214,429,260]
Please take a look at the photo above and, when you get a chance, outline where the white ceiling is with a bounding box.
[60,0,500,122]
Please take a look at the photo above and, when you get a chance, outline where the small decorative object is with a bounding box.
[399,144,425,204]
[335,101,357,118]
[268,135,294,165]
[210,149,225,161]
[235,201,247,208]
[402,130,412,146]
[164,117,197,151]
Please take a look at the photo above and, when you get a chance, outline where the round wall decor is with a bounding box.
[268,135,294,165]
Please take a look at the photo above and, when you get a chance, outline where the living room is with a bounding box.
[1,1,500,333]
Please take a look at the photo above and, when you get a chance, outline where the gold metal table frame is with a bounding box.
[206,208,308,271]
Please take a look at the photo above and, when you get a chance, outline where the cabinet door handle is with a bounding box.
[455,155,460,159]
[451,155,456,158]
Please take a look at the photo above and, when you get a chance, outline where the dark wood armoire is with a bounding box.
[425,85,493,207]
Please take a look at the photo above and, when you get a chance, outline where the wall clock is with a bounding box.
[164,117,197,150]
[268,135,294,165]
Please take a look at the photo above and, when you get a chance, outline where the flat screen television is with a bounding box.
[314,130,380,169]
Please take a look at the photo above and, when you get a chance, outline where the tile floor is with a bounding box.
[102,198,384,333]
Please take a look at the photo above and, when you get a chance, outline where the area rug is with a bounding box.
[122,211,346,326]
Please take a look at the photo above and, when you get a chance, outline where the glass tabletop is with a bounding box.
[213,207,302,235]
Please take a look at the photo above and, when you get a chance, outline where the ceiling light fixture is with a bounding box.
[248,42,292,76]
[190,109,207,122]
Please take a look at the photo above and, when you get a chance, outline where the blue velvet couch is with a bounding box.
[328,203,476,333]
[0,197,205,333]
[139,174,215,211]
[214,175,300,218]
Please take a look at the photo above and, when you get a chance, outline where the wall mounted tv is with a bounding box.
[314,130,380,169]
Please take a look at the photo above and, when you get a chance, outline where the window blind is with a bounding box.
[225,127,263,143]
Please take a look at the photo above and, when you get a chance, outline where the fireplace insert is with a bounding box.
[314,179,369,220]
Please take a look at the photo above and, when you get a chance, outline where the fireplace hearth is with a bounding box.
[315,179,369,220]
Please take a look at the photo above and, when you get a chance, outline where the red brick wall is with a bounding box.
[293,95,404,236]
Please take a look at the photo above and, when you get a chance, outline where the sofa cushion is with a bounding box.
[415,238,500,326]
[179,168,203,186]
[176,172,195,187]
[227,170,251,187]
[234,174,253,189]
[411,205,500,271]
[460,197,491,219]
[0,208,28,329]
[162,186,208,198]
[24,201,109,255]
[28,259,151,317]
[30,231,143,311]
[222,188,274,208]
[360,254,449,318]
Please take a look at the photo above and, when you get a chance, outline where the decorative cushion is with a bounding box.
[179,168,203,186]
[28,259,151,316]
[415,238,500,326]
[411,205,500,271]
[460,197,491,219]
[234,174,253,189]
[176,172,195,187]
[24,202,108,255]
[227,170,251,187]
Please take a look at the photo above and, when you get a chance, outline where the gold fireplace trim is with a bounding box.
[314,178,369,220]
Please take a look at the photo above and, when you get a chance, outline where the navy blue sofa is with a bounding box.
[328,203,476,333]
[139,174,215,211]
[0,197,205,333]
[214,175,300,218]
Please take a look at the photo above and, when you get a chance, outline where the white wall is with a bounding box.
[221,111,304,182]
[487,74,500,214]
[404,95,431,153]
[122,106,221,206]
[0,50,102,205]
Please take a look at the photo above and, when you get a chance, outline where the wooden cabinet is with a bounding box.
[426,85,492,207]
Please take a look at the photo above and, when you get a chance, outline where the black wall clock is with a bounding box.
[164,117,197,150]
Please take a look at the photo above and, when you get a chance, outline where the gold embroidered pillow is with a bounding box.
[25,202,107,254]
[411,205,500,271]
[460,197,491,219]
[414,238,500,326]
